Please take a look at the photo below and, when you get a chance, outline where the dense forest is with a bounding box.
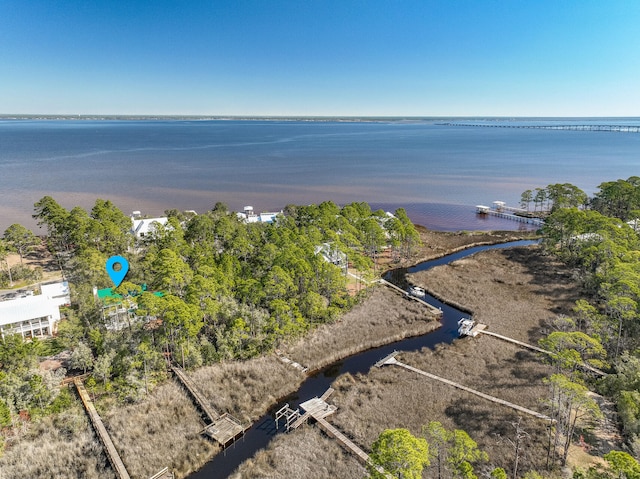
[0,198,419,440]
[2,177,640,478]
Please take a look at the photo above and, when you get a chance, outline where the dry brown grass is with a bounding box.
[232,244,589,476]
[0,392,115,479]
[230,426,366,479]
[283,286,440,372]
[329,341,554,473]
[103,380,216,479]
[189,355,307,425]
[410,246,578,343]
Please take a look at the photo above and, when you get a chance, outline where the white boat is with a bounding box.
[457,318,476,337]
[408,286,426,298]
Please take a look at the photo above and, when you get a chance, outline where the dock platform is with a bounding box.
[201,413,246,447]
[172,366,246,447]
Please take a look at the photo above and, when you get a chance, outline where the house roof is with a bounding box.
[131,217,169,237]
[41,281,71,306]
[0,295,61,327]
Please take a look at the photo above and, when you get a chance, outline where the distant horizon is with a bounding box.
[2,114,640,120]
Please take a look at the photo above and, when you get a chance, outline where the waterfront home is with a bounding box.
[0,281,70,339]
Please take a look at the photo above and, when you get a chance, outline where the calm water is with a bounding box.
[1,118,639,232]
[189,240,537,479]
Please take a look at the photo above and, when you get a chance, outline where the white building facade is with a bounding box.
[0,281,69,340]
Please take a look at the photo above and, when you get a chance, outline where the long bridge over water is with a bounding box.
[440,123,640,133]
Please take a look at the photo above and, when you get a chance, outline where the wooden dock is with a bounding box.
[201,413,245,447]
[378,279,443,316]
[376,353,554,422]
[476,328,606,376]
[280,388,388,476]
[172,366,245,447]
[475,207,544,226]
[74,379,132,479]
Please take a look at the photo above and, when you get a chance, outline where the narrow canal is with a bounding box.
[189,240,537,479]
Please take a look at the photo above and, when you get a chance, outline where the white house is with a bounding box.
[0,295,62,340]
[41,281,71,307]
[131,215,169,238]
[236,206,281,224]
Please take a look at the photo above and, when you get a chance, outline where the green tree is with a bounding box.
[70,341,94,373]
[0,398,12,428]
[603,451,640,479]
[33,195,71,252]
[151,248,193,298]
[539,331,608,378]
[0,238,13,286]
[447,429,488,479]
[3,224,39,264]
[93,350,115,386]
[521,189,533,212]
[545,374,602,466]
[490,468,508,479]
[369,428,430,479]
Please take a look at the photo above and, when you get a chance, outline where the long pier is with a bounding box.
[441,123,640,133]
[375,353,554,421]
[378,279,443,316]
[476,208,544,226]
[74,379,132,479]
[476,329,606,376]
[171,366,245,447]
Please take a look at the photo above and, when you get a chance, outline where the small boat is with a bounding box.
[408,286,426,298]
[457,318,476,337]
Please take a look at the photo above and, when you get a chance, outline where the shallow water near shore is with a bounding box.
[1,119,639,232]
[188,239,536,479]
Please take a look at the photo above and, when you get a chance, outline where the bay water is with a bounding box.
[1,118,639,232]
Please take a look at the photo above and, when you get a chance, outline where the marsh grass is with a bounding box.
[0,389,115,479]
[232,245,584,477]
[103,380,216,479]
[284,286,440,372]
[230,425,366,479]
[189,355,307,424]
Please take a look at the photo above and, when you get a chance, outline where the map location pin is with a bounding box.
[106,255,129,287]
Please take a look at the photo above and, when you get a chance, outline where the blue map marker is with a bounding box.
[105,255,129,287]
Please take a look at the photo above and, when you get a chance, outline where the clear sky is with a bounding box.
[1,0,639,116]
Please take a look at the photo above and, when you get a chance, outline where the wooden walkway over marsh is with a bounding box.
[171,366,245,447]
[476,328,606,376]
[378,279,443,316]
[74,379,132,479]
[276,388,390,476]
[375,352,554,422]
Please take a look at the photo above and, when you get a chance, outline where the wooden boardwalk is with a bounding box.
[74,379,132,479]
[378,279,443,316]
[476,328,606,376]
[172,366,245,446]
[376,353,554,422]
[282,388,388,476]
[171,366,220,421]
[315,417,387,475]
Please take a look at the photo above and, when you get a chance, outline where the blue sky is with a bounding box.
[1,0,639,116]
